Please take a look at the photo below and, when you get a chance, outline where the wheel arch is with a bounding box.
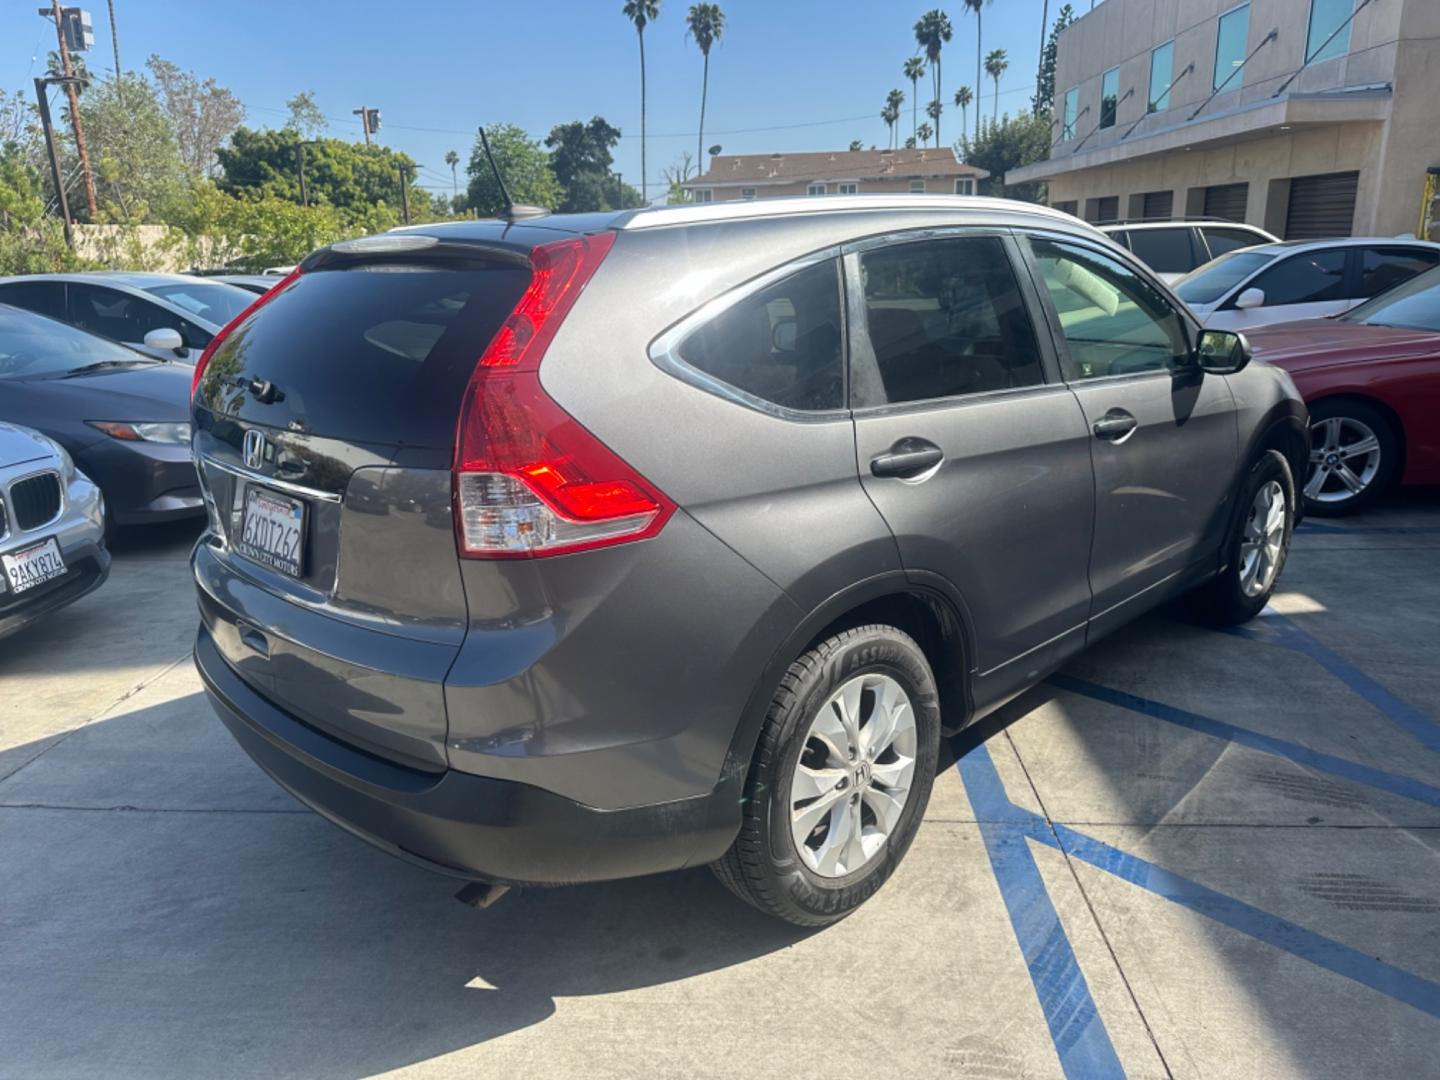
[1305,391,1408,475]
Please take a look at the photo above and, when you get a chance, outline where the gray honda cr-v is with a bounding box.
[191,195,1307,926]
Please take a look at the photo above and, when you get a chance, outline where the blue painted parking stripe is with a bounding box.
[958,745,1126,1080]
[1041,822,1440,1021]
[1227,611,1440,754]
[1048,674,1440,809]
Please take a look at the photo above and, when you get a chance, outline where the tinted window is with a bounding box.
[1175,250,1275,305]
[1357,246,1440,299]
[1125,228,1197,274]
[1031,238,1190,379]
[1345,266,1440,332]
[0,281,66,320]
[0,307,154,379]
[1100,67,1120,128]
[677,258,843,412]
[1215,4,1251,91]
[196,260,532,446]
[144,282,253,326]
[1201,227,1264,258]
[853,237,1043,406]
[1062,87,1078,140]
[1247,249,1347,306]
[67,284,203,346]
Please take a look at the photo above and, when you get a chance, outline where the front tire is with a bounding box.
[1303,399,1399,516]
[712,625,941,927]
[1192,449,1295,625]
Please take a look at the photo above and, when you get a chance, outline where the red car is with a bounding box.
[1243,266,1440,515]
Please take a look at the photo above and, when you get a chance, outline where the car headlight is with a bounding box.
[87,421,193,446]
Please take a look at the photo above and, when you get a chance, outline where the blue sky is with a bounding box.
[4,0,1068,201]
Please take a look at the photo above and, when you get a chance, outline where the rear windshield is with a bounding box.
[195,260,530,448]
[1174,250,1274,306]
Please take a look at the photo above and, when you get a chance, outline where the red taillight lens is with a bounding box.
[191,267,303,398]
[454,232,673,559]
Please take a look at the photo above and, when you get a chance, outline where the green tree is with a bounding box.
[985,49,1009,120]
[954,86,973,140]
[917,121,933,145]
[70,72,189,224]
[464,123,562,217]
[961,0,992,141]
[444,149,460,202]
[960,111,1050,203]
[903,57,925,144]
[547,116,632,212]
[285,91,327,139]
[1033,4,1076,115]
[0,144,81,274]
[925,99,943,146]
[686,4,725,168]
[913,10,953,145]
[146,56,244,178]
[622,0,661,204]
[217,127,425,217]
[884,88,904,149]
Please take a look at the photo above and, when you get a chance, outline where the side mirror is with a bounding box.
[1233,287,1265,311]
[143,328,187,356]
[1196,328,1252,374]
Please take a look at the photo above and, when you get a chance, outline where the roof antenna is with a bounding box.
[478,125,549,222]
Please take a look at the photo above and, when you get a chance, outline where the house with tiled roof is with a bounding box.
[681,148,989,202]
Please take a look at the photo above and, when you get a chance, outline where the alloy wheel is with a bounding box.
[789,673,918,878]
[1306,416,1381,505]
[1240,479,1287,597]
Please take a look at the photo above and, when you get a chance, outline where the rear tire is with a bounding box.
[1303,399,1399,517]
[1192,449,1295,626]
[712,625,941,927]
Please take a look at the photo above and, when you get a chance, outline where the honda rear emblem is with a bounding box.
[243,429,267,470]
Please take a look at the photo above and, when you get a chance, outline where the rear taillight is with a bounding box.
[454,232,674,559]
[191,267,303,398]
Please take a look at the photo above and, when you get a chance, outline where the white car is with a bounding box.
[1100,220,1277,285]
[1175,238,1440,331]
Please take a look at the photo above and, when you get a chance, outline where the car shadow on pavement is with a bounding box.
[0,691,813,1078]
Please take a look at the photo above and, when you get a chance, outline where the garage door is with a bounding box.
[1142,190,1174,219]
[1286,171,1359,240]
[1203,183,1248,222]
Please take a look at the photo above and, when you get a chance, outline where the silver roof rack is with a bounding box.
[614,194,1080,231]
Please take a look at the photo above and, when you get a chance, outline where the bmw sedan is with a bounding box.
[0,304,201,530]
[0,272,254,363]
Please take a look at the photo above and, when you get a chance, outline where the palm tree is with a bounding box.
[917,121,933,146]
[954,86,973,139]
[961,0,992,141]
[925,99,943,146]
[623,0,661,204]
[913,10,954,145]
[685,4,725,167]
[985,48,1009,121]
[903,57,925,143]
[444,149,460,202]
[885,88,905,149]
[881,103,900,150]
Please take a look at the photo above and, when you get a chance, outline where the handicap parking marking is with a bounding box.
[1047,674,1440,809]
[1225,609,1440,755]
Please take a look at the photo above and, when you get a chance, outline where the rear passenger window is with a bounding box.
[676,258,844,411]
[853,236,1044,406]
[1247,249,1347,306]
[1201,227,1263,258]
[1125,228,1197,275]
[1358,246,1440,299]
[0,281,66,320]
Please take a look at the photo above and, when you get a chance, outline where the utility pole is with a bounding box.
[398,163,414,225]
[106,0,120,80]
[33,76,75,249]
[40,1,97,218]
[295,140,320,207]
[352,106,380,147]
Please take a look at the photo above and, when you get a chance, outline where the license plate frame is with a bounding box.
[2,536,68,595]
[237,486,307,579]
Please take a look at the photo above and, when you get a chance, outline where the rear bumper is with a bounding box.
[195,626,735,885]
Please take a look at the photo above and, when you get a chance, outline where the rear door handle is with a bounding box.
[1092,410,1138,442]
[870,439,944,479]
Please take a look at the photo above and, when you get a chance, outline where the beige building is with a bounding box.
[682,149,988,203]
[1008,0,1440,239]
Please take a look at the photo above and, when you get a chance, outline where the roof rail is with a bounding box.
[1095,216,1254,227]
[614,193,1079,231]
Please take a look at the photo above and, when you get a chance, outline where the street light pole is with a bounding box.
[399,163,414,225]
[41,1,97,218]
[33,75,75,249]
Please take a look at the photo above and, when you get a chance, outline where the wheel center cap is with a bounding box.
[854,760,872,789]
[1325,453,1339,466]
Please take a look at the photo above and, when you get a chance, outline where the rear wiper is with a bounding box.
[56,359,160,378]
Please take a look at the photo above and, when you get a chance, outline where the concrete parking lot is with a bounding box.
[2,498,1438,1079]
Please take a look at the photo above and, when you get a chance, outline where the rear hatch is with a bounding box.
[192,233,535,770]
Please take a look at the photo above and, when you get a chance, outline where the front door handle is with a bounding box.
[1092,410,1138,442]
[870,439,944,478]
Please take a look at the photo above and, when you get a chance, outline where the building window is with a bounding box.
[1053,200,1079,216]
[954,178,975,195]
[1306,0,1354,63]
[1214,3,1251,92]
[1148,41,1175,113]
[838,182,858,195]
[909,179,926,193]
[692,188,714,203]
[740,187,756,200]
[1062,87,1078,140]
[1099,67,1120,129]
[808,183,827,196]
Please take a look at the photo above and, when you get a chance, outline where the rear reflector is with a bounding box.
[191,267,302,397]
[454,233,674,558]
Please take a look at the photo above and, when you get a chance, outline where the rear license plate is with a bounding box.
[2,537,67,594]
[238,487,306,578]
